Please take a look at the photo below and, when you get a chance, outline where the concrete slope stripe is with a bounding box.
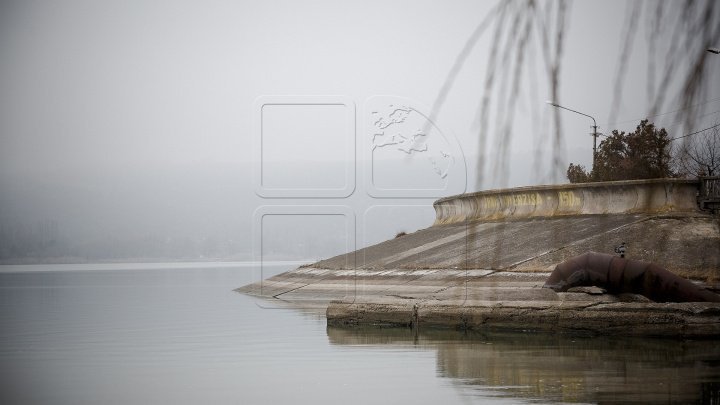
[372,227,471,267]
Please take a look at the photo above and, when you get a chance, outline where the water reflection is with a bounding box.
[327,327,720,404]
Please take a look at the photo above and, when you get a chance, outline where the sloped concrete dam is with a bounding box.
[237,179,720,336]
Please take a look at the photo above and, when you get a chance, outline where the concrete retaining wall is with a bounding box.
[326,301,720,338]
[434,179,701,225]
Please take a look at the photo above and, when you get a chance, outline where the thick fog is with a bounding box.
[1,1,719,263]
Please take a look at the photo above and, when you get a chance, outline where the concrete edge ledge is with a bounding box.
[326,301,720,338]
[433,178,702,225]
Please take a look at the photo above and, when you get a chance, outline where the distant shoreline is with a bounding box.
[0,256,317,266]
[0,260,310,273]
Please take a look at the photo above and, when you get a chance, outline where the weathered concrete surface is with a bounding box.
[309,179,719,279]
[319,271,720,338]
[327,299,720,338]
[434,178,700,224]
[237,179,720,336]
[312,213,719,280]
[237,267,720,337]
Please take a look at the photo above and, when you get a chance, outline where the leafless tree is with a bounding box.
[675,125,720,177]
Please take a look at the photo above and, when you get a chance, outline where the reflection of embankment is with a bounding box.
[327,327,720,404]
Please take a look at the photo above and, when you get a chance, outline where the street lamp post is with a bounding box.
[547,101,599,170]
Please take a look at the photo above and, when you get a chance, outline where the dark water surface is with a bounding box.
[0,263,718,404]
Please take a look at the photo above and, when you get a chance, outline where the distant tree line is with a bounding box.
[566,120,719,183]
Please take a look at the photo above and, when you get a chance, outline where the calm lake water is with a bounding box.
[1,262,719,404]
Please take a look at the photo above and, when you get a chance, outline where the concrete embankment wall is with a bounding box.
[239,179,720,335]
[309,179,719,279]
[433,179,701,225]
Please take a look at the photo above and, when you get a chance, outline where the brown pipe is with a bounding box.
[543,252,720,303]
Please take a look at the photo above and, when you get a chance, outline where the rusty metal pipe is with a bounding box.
[543,252,720,303]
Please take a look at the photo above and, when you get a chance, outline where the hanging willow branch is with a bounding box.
[428,0,720,191]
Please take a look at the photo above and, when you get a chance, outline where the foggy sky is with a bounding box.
[1,0,719,262]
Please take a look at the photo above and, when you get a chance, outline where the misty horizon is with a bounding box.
[2,1,718,264]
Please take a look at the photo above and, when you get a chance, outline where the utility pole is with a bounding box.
[547,101,599,170]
